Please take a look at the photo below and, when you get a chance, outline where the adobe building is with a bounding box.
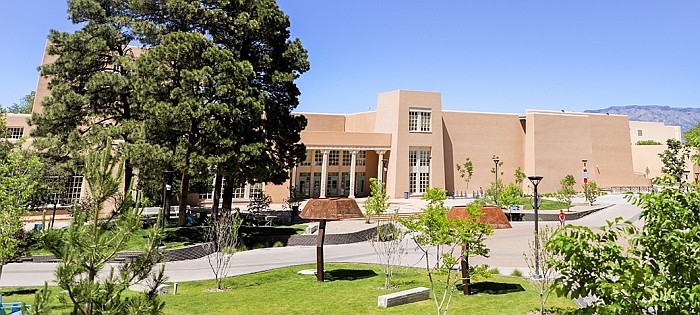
[283,90,678,201]
[12,48,682,203]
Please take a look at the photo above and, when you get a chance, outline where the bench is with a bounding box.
[377,287,430,308]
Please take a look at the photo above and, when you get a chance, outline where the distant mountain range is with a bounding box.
[585,105,700,134]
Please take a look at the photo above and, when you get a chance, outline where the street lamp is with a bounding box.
[527,175,543,280]
[493,157,500,206]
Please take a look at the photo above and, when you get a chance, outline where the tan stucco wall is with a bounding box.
[299,131,391,148]
[629,121,681,145]
[298,113,346,132]
[442,111,525,194]
[375,90,445,198]
[631,145,665,179]
[345,111,376,132]
[525,110,640,192]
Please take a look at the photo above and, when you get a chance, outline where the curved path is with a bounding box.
[0,195,642,287]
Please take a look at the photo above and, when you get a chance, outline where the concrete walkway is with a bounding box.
[0,194,642,287]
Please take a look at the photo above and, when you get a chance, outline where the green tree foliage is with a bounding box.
[30,0,141,191]
[32,0,309,224]
[37,143,166,315]
[4,91,35,114]
[400,187,492,313]
[364,178,389,223]
[0,135,43,283]
[582,180,601,206]
[497,182,522,210]
[455,157,474,190]
[549,188,700,314]
[555,174,576,211]
[658,138,690,185]
[514,166,526,187]
[635,139,662,145]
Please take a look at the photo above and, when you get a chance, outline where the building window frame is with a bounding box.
[409,147,431,194]
[409,109,431,132]
[6,127,24,140]
[329,150,339,166]
[342,150,351,166]
[356,150,366,166]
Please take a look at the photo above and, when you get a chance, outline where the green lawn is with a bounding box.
[1,263,577,314]
[519,198,570,210]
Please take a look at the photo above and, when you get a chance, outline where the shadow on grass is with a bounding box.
[325,269,378,281]
[0,288,37,296]
[162,227,206,246]
[459,282,525,295]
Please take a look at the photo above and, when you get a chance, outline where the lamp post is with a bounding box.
[527,175,543,280]
[682,170,690,191]
[493,157,500,206]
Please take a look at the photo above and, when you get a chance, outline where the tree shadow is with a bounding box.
[1,288,38,296]
[325,269,378,281]
[459,281,525,295]
[162,226,206,246]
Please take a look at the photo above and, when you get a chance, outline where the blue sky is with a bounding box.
[2,1,700,114]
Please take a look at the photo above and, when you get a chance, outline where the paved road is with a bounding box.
[0,194,643,287]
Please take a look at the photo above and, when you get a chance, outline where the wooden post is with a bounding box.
[461,244,471,295]
[316,219,327,282]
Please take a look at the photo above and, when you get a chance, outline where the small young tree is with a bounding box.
[556,174,576,211]
[364,178,389,223]
[205,210,244,291]
[514,167,526,187]
[456,157,474,190]
[485,179,504,206]
[453,203,493,296]
[369,209,406,289]
[658,138,690,185]
[39,142,166,315]
[400,188,492,314]
[524,225,557,315]
[497,182,522,210]
[0,143,43,284]
[582,180,602,206]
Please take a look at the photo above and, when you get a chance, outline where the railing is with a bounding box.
[447,191,484,199]
[609,186,655,193]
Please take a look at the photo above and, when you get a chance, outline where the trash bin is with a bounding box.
[404,192,409,199]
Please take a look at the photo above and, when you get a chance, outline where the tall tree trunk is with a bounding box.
[212,167,223,218]
[222,176,233,211]
[178,149,192,227]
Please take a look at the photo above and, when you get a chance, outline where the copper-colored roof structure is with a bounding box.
[448,205,512,229]
[299,198,364,220]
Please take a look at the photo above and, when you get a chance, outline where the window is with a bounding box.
[313,173,321,197]
[314,150,323,166]
[355,172,366,195]
[327,172,339,196]
[637,130,643,137]
[356,150,366,166]
[341,172,351,196]
[6,127,23,140]
[409,109,431,132]
[342,150,352,166]
[232,184,246,199]
[301,151,312,166]
[409,147,431,194]
[299,172,311,197]
[249,183,264,199]
[65,176,84,204]
[329,150,339,166]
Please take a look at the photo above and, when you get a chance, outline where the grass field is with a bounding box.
[0,263,577,315]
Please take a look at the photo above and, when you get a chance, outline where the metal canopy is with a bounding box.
[299,198,364,220]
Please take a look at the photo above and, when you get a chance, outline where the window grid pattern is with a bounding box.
[356,150,366,166]
[342,172,350,195]
[232,184,246,199]
[301,151,312,166]
[329,150,339,166]
[342,151,351,166]
[314,150,323,166]
[7,127,23,140]
[408,109,431,132]
[409,147,430,194]
[250,183,264,199]
[65,176,83,204]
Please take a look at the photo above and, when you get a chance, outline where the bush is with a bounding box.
[511,269,523,277]
[488,267,500,275]
[636,139,662,145]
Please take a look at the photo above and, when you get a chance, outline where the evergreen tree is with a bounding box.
[38,142,166,315]
[30,0,141,191]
